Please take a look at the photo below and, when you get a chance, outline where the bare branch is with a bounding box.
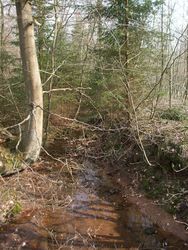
[43,87,91,94]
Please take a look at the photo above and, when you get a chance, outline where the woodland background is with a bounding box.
[0,0,188,225]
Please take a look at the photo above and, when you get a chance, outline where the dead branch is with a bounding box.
[43,87,91,94]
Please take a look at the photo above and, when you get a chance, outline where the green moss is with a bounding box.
[141,165,186,215]
[142,177,166,199]
[157,140,188,170]
[0,189,22,221]
[8,201,22,217]
[160,108,187,121]
[0,146,24,174]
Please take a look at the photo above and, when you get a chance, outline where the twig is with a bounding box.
[0,114,30,131]
[172,164,188,173]
[174,217,188,229]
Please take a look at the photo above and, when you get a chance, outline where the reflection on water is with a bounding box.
[0,167,187,249]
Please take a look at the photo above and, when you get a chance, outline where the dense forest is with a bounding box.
[0,0,188,249]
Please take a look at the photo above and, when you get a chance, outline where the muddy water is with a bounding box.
[0,164,188,249]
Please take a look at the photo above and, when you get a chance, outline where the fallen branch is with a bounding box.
[0,160,29,178]
[43,87,91,94]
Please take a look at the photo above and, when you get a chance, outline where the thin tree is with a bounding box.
[43,0,59,145]
[0,0,4,77]
[151,2,165,117]
[183,25,188,104]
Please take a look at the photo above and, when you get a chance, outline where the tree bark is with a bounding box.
[15,0,43,162]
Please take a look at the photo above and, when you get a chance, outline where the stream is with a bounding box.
[0,161,188,249]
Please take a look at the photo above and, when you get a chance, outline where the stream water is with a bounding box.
[0,162,187,250]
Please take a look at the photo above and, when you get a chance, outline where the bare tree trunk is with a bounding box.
[151,2,164,118]
[0,0,4,76]
[183,25,188,104]
[124,0,131,122]
[43,0,59,145]
[169,66,173,108]
[15,0,43,162]
[124,0,129,71]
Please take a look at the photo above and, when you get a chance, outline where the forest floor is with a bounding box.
[0,123,188,249]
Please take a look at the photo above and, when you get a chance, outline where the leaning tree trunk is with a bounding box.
[15,0,43,162]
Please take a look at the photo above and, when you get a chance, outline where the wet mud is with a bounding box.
[0,161,188,250]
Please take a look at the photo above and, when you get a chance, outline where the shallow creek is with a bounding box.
[0,163,187,250]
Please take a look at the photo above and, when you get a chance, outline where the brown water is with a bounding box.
[0,164,188,250]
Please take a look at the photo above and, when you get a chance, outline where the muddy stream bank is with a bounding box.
[0,160,188,250]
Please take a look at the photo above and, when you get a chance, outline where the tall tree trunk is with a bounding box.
[124,0,129,71]
[0,0,4,77]
[43,0,59,145]
[183,25,188,104]
[168,66,173,108]
[15,0,43,162]
[96,0,102,44]
[151,2,164,118]
[124,0,131,122]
